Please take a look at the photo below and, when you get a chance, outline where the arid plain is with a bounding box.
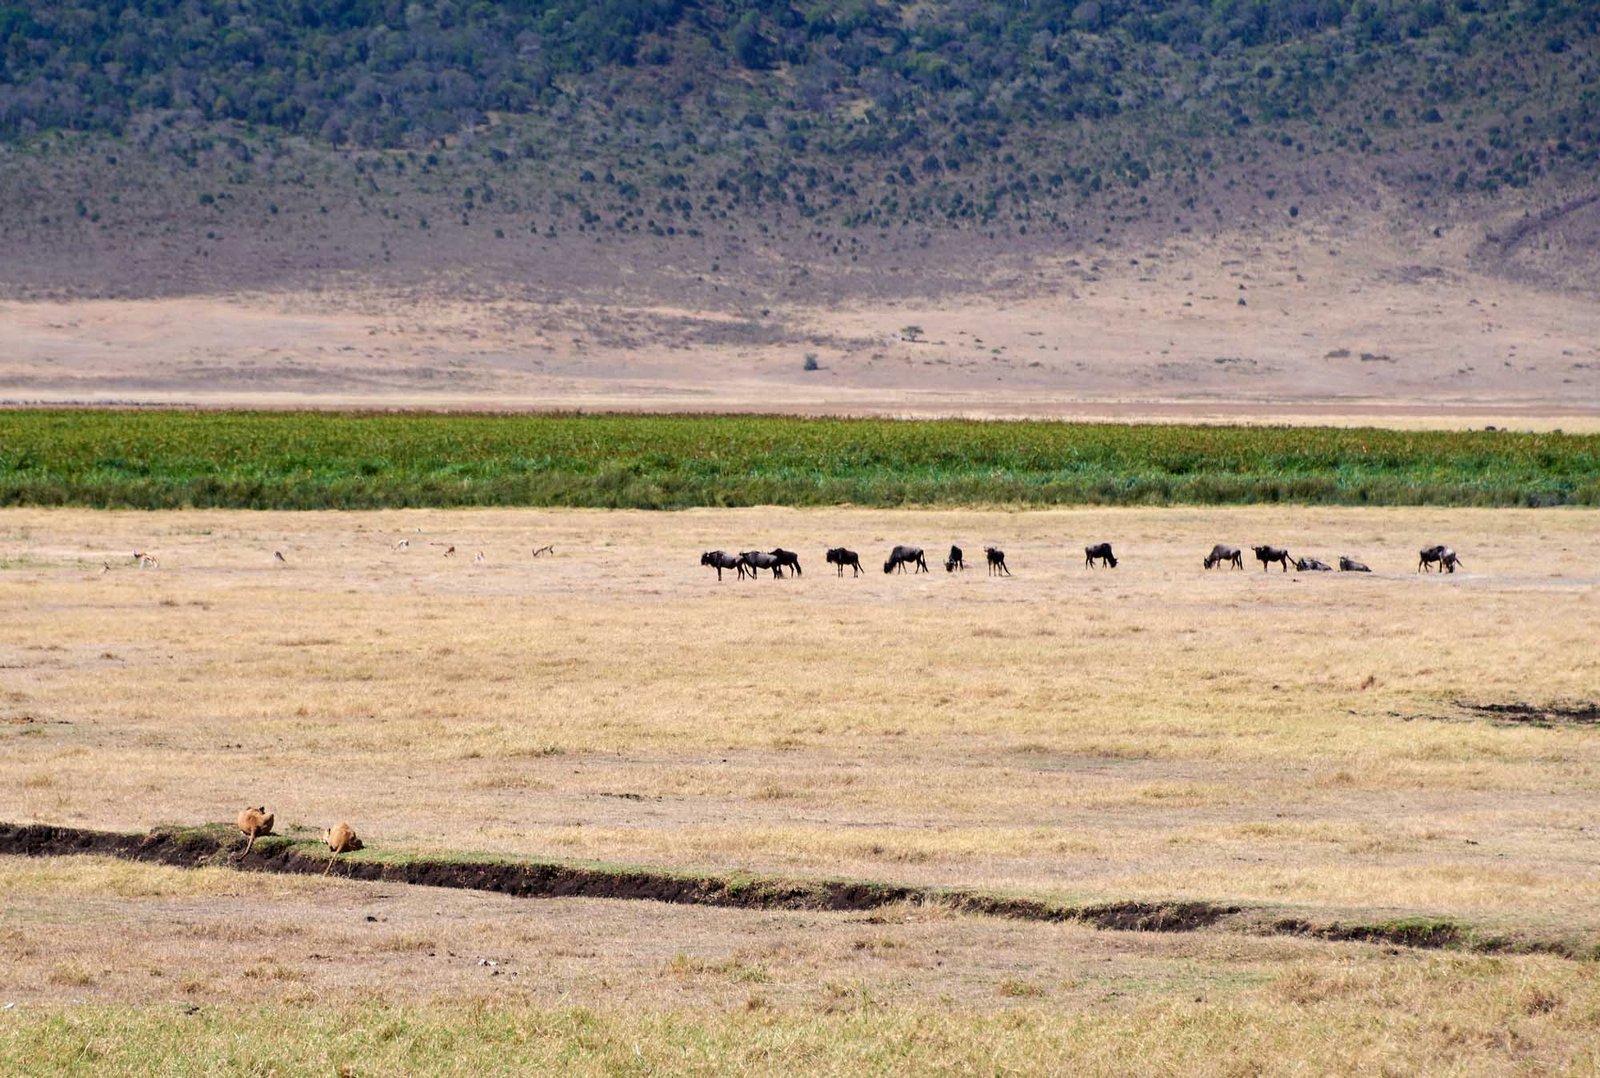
[3,506,1599,1072]
[4,218,1600,428]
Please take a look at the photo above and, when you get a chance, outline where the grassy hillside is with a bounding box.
[0,1,1596,299]
[1,411,1595,509]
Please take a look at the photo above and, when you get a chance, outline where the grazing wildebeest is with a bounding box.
[826,547,862,577]
[1203,544,1244,570]
[769,548,802,576]
[1338,556,1372,573]
[985,546,1011,575]
[1439,547,1463,573]
[701,550,747,581]
[1419,545,1463,573]
[1253,545,1292,572]
[945,545,966,572]
[884,545,928,574]
[740,550,785,578]
[1084,542,1117,569]
[1295,556,1333,572]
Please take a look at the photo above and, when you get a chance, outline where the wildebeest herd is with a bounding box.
[703,541,1466,579]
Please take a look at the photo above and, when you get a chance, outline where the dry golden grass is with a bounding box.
[3,856,1600,1076]
[3,505,1598,929]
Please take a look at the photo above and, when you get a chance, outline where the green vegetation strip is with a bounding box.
[1,823,1592,960]
[2,411,1597,509]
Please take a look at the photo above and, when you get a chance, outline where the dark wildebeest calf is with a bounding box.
[1203,544,1244,570]
[985,546,1011,575]
[884,545,929,574]
[945,545,966,572]
[1295,556,1333,572]
[1084,542,1117,568]
[826,547,862,577]
[1253,545,1292,572]
[740,550,784,578]
[1419,545,1463,573]
[701,550,747,581]
[1338,556,1372,573]
[769,548,802,576]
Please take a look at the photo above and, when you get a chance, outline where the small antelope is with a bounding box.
[393,539,410,551]
[236,806,275,856]
[443,545,456,557]
[531,545,554,557]
[322,822,363,874]
[133,551,158,569]
[473,550,485,564]
[101,561,111,574]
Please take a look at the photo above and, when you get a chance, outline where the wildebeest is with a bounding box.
[769,548,802,576]
[740,550,785,578]
[945,545,966,572]
[1338,556,1372,573]
[1419,545,1463,573]
[701,550,747,581]
[1084,542,1117,568]
[1203,544,1244,570]
[985,546,1011,575]
[884,545,928,574]
[826,547,862,577]
[1295,556,1333,572]
[1253,545,1293,572]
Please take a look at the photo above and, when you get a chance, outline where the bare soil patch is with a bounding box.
[1453,701,1600,728]
[2,219,1597,426]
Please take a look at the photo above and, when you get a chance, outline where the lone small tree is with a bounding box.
[802,352,820,371]
[901,324,925,342]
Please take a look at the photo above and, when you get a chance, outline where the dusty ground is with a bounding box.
[2,220,1598,427]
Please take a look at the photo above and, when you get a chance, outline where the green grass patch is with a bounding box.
[1,410,1597,509]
